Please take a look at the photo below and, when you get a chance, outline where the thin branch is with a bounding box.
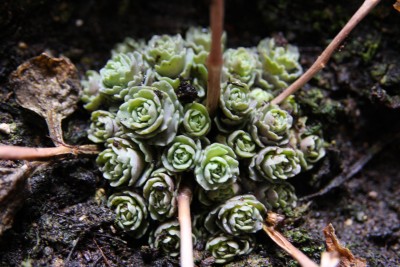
[93,238,112,267]
[178,185,194,267]
[66,236,80,265]
[0,144,99,160]
[206,0,224,117]
[271,0,381,105]
[263,212,319,267]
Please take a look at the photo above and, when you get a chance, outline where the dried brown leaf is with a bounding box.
[394,1,400,12]
[323,224,366,267]
[10,53,81,145]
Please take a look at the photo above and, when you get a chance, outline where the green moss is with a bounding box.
[283,228,324,260]
[297,88,343,123]
[333,33,381,64]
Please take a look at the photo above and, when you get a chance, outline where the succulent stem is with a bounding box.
[271,0,381,105]
[178,185,194,267]
[206,0,224,117]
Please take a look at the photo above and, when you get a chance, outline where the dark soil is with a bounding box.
[0,0,399,266]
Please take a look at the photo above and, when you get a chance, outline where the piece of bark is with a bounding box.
[0,162,44,236]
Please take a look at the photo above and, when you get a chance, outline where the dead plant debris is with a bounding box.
[323,224,367,267]
[10,53,81,145]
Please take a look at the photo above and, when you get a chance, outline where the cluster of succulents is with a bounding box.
[81,27,326,264]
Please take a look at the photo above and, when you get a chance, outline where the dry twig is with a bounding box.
[93,237,112,267]
[271,0,381,105]
[206,0,224,117]
[178,185,194,267]
[0,144,99,160]
[263,212,319,267]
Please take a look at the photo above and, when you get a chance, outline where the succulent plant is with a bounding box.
[107,191,149,238]
[249,146,302,182]
[144,34,188,79]
[81,70,105,111]
[87,110,119,143]
[299,135,326,168]
[197,183,241,206]
[81,28,329,260]
[100,52,147,100]
[206,233,254,264]
[195,143,240,191]
[249,88,273,108]
[112,37,146,56]
[250,104,293,146]
[280,95,299,115]
[192,213,209,242]
[223,48,258,86]
[161,135,201,172]
[216,81,255,133]
[182,102,211,138]
[185,27,212,54]
[117,81,182,146]
[143,168,177,221]
[96,137,154,187]
[186,27,226,54]
[205,194,267,236]
[227,130,257,159]
[149,220,195,257]
[257,37,303,90]
[254,181,297,211]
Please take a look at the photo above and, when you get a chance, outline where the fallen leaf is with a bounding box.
[394,1,400,12]
[10,53,81,145]
[323,224,366,267]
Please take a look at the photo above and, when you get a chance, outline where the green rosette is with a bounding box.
[250,104,293,146]
[182,103,211,138]
[205,194,267,236]
[87,110,119,143]
[117,81,182,146]
[143,168,177,221]
[100,52,147,100]
[257,37,303,90]
[96,137,154,187]
[195,143,239,191]
[206,232,254,264]
[107,191,149,238]
[161,135,201,172]
[249,146,302,182]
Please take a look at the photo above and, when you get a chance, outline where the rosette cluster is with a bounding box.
[82,27,327,263]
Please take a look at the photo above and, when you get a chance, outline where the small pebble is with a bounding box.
[75,19,84,27]
[0,123,11,134]
[18,41,28,50]
[368,191,378,200]
[79,215,88,222]
[355,211,368,222]
[344,218,353,226]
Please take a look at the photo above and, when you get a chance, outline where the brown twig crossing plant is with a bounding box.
[271,0,382,105]
[206,0,224,117]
